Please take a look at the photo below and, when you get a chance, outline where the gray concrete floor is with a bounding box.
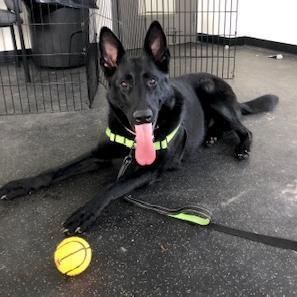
[0,46,297,297]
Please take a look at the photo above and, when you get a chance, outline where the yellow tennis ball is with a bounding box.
[54,236,92,276]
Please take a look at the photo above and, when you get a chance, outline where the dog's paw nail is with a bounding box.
[235,150,249,160]
[206,136,218,146]
[1,195,7,200]
[63,228,69,234]
[75,227,82,234]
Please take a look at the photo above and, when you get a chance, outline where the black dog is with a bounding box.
[0,21,278,234]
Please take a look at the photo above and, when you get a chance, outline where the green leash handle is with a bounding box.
[124,196,297,252]
[124,196,211,226]
[168,212,211,226]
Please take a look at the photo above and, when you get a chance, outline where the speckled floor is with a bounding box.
[0,46,296,297]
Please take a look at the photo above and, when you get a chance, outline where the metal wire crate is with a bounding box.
[0,0,239,115]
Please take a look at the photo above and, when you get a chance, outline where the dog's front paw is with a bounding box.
[63,205,97,235]
[234,144,250,160]
[0,179,33,200]
[204,136,218,147]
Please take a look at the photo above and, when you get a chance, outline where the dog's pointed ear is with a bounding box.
[144,21,170,73]
[99,27,125,77]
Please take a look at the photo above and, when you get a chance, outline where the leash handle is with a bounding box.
[124,196,297,252]
[124,196,211,226]
[168,212,210,226]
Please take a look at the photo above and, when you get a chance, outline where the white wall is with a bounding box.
[197,0,237,37]
[197,0,297,46]
[0,0,31,51]
[238,0,297,45]
[89,0,112,43]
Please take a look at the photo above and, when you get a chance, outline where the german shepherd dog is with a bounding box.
[0,21,278,234]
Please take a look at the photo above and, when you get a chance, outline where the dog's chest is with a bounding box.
[182,90,205,150]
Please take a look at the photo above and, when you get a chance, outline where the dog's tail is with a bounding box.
[240,94,279,115]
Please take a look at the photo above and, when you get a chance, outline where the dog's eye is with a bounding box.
[148,78,157,87]
[120,81,128,89]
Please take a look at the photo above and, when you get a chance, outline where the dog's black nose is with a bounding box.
[133,109,153,124]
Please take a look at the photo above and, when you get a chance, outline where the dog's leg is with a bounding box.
[210,105,252,159]
[197,78,252,159]
[63,167,159,234]
[204,121,226,147]
[230,119,253,160]
[0,141,127,200]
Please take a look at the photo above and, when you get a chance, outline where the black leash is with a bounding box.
[116,137,297,252]
[124,196,297,252]
[210,224,297,252]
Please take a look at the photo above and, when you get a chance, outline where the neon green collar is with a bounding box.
[106,124,181,150]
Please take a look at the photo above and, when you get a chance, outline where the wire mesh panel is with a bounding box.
[0,0,94,115]
[112,0,238,79]
[0,0,238,115]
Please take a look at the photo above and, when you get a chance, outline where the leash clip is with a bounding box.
[117,148,134,180]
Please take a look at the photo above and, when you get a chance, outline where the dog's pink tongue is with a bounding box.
[135,123,156,166]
